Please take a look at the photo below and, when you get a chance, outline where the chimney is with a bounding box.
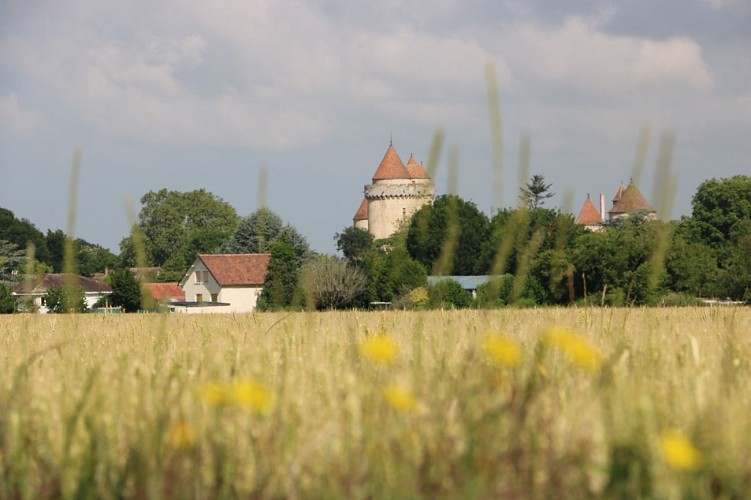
[599,193,606,221]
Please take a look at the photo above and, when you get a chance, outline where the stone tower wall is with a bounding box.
[365,180,435,240]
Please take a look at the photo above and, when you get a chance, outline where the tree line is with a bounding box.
[1,175,750,312]
[331,174,751,309]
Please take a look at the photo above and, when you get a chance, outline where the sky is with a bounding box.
[2,0,750,255]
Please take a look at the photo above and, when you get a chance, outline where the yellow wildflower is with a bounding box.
[198,379,274,413]
[169,420,195,448]
[230,379,274,413]
[660,430,702,471]
[482,333,522,368]
[383,384,416,412]
[360,335,399,364]
[543,326,602,372]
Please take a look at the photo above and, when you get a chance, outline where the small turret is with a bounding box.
[575,194,604,232]
[353,198,368,231]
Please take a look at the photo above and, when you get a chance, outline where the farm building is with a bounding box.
[11,273,112,313]
[177,253,271,313]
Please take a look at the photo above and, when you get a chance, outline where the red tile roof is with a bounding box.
[406,154,430,179]
[353,198,368,221]
[609,182,655,216]
[145,282,185,302]
[198,254,271,286]
[372,144,410,181]
[12,274,112,294]
[575,195,603,225]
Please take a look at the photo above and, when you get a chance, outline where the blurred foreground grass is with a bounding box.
[2,308,751,498]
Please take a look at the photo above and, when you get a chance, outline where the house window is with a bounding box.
[196,293,203,302]
[203,271,209,282]
[195,271,201,283]
[211,293,218,303]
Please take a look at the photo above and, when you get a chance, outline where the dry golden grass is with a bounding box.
[1,307,750,498]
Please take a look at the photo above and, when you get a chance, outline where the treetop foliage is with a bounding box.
[519,174,555,210]
[223,207,311,267]
[136,189,239,273]
[406,194,490,276]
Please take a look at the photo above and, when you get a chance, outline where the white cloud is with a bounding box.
[0,1,730,154]
[499,17,712,93]
[0,92,39,137]
[703,0,738,10]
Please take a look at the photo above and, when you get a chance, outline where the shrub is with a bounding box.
[427,279,472,309]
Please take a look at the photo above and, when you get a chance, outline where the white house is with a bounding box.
[12,273,112,313]
[178,254,271,313]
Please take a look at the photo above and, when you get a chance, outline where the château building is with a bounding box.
[353,143,435,240]
[576,180,656,231]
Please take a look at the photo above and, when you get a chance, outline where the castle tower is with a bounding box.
[608,180,656,220]
[575,194,604,232]
[360,143,435,240]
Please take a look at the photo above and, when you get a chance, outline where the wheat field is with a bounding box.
[1,307,750,498]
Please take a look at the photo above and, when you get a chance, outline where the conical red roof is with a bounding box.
[353,198,368,221]
[609,181,655,216]
[406,154,430,179]
[612,182,626,203]
[576,195,603,225]
[372,144,410,181]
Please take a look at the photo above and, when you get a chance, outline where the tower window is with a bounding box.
[402,207,406,217]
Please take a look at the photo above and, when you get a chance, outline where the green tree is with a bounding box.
[258,242,299,311]
[118,225,151,269]
[109,269,143,312]
[572,219,670,305]
[46,230,118,276]
[0,207,50,264]
[127,189,239,276]
[76,241,118,277]
[665,232,721,298]
[335,226,374,261]
[223,207,310,267]
[44,285,87,313]
[0,283,15,313]
[45,229,66,272]
[519,175,555,210]
[722,220,751,301]
[475,275,515,307]
[427,279,472,309]
[359,246,427,305]
[689,175,751,248]
[0,240,26,283]
[406,195,490,276]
